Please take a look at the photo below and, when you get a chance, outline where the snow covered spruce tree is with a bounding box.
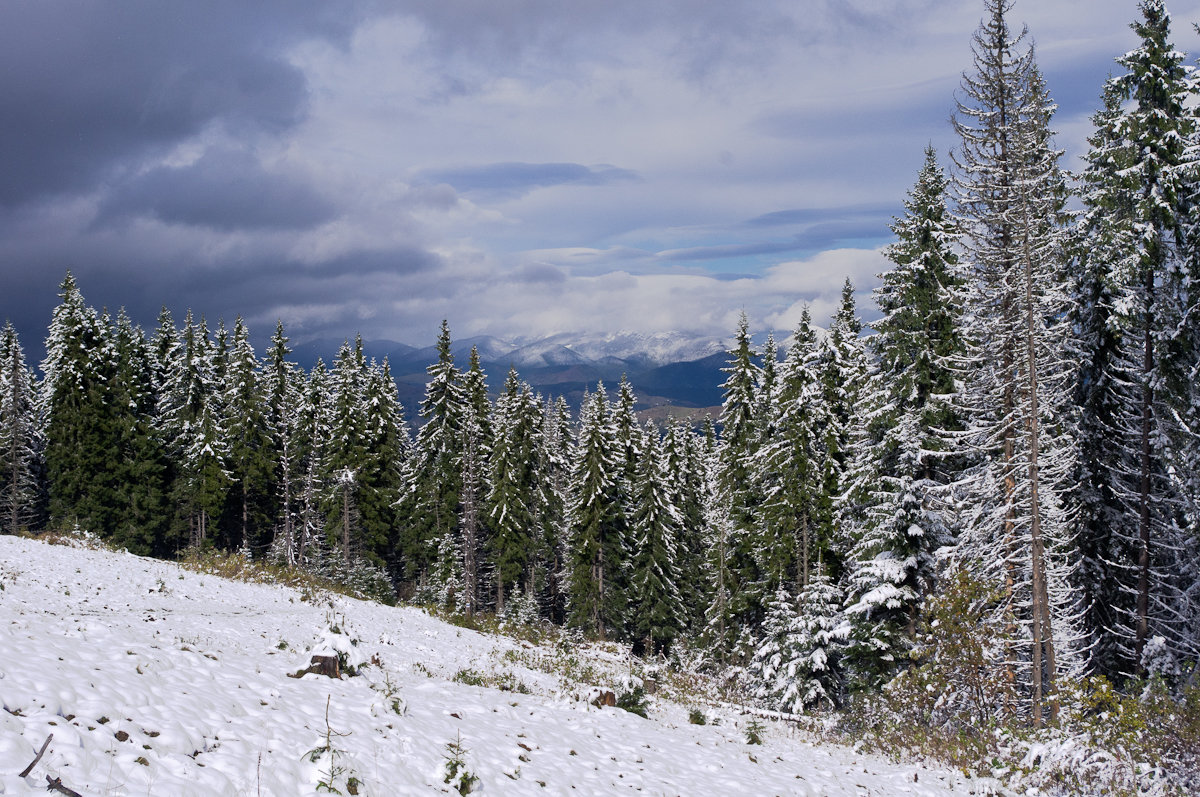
[322,340,367,565]
[1073,79,1144,679]
[294,359,331,566]
[1076,0,1200,678]
[701,436,741,662]
[0,322,43,534]
[714,312,765,641]
[488,368,544,613]
[400,321,466,595]
[664,418,708,630]
[840,148,963,686]
[611,375,645,523]
[870,147,965,481]
[264,321,303,565]
[454,347,492,611]
[161,312,231,549]
[538,395,575,623]
[843,412,950,688]
[816,280,869,582]
[752,308,825,599]
[565,386,628,639]
[41,274,120,537]
[747,568,849,714]
[221,317,274,554]
[358,358,408,569]
[630,422,686,654]
[950,0,1083,725]
[107,311,170,554]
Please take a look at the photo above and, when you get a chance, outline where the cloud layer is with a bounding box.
[1,0,1196,354]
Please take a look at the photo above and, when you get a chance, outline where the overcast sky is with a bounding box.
[3,0,1199,354]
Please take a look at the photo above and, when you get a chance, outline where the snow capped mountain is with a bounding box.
[516,331,728,369]
[505,339,592,368]
[295,331,730,372]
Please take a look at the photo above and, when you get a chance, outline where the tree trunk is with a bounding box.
[242,482,249,554]
[1136,282,1154,669]
[800,512,810,590]
[281,446,294,566]
[342,480,351,566]
[1021,183,1056,726]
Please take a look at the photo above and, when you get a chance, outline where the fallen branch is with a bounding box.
[45,775,83,797]
[18,733,52,777]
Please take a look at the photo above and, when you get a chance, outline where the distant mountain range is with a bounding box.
[289,331,741,418]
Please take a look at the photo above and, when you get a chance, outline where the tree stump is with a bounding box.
[591,690,616,708]
[289,654,341,679]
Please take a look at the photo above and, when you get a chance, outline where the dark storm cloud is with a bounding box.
[0,1,359,207]
[420,162,639,199]
[172,247,444,309]
[100,148,337,232]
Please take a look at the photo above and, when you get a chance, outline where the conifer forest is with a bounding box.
[3,0,1200,785]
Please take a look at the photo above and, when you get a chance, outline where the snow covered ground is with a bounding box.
[0,535,987,796]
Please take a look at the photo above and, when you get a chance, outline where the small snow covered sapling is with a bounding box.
[306,695,357,794]
[688,708,706,725]
[745,718,765,745]
[441,733,478,795]
[374,670,406,716]
[616,685,649,718]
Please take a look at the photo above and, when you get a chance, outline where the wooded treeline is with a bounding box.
[2,0,1199,727]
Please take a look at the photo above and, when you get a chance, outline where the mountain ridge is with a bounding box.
[289,331,745,415]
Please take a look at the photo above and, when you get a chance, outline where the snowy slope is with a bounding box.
[0,536,980,796]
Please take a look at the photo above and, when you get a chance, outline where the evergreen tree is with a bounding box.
[629,423,686,653]
[149,307,179,401]
[295,360,331,566]
[753,309,825,596]
[816,281,869,582]
[457,397,487,615]
[748,572,849,714]
[107,312,170,554]
[566,386,628,638]
[163,314,230,548]
[461,346,494,452]
[843,413,948,688]
[754,333,780,448]
[222,317,274,553]
[487,369,542,612]
[872,146,965,477]
[323,340,368,565]
[264,321,302,565]
[716,312,763,638]
[403,321,466,590]
[1073,79,1143,678]
[611,375,643,517]
[538,395,574,623]
[455,348,491,613]
[41,273,118,535]
[1100,0,1200,676]
[0,322,42,534]
[701,454,741,662]
[951,0,1083,724]
[358,359,408,570]
[664,419,707,630]
[841,148,965,682]
[747,588,801,711]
